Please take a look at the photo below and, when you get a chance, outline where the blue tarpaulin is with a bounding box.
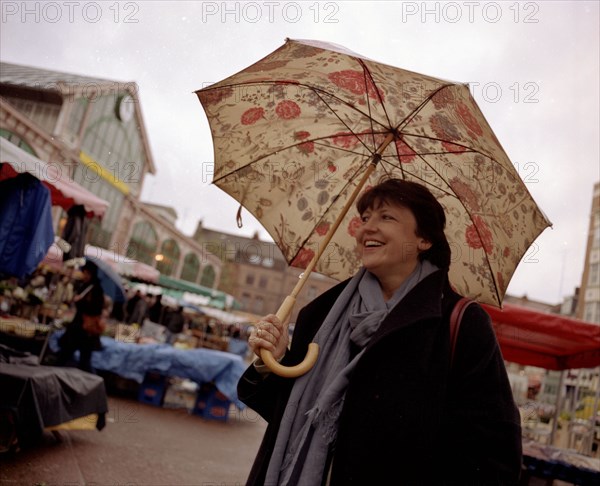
[0,173,54,278]
[50,332,247,408]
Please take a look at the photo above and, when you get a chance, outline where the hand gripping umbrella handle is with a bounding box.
[259,295,319,378]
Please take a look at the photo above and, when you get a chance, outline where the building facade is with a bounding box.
[193,222,338,323]
[0,61,222,288]
[576,181,600,323]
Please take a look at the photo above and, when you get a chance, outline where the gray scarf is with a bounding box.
[265,260,438,486]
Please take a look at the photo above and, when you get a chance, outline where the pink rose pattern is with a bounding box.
[240,107,264,125]
[291,247,315,269]
[395,138,417,163]
[328,70,384,102]
[198,39,550,305]
[315,222,330,236]
[466,215,494,254]
[347,216,362,237]
[275,100,301,119]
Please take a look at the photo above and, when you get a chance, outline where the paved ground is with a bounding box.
[0,394,267,486]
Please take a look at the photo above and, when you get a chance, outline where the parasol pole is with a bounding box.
[261,132,396,377]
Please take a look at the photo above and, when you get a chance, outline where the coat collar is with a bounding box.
[373,268,448,339]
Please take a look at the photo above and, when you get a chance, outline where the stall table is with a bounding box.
[0,362,107,448]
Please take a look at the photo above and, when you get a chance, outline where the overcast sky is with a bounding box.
[1,1,598,305]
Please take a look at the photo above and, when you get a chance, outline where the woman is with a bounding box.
[57,260,105,372]
[238,179,522,485]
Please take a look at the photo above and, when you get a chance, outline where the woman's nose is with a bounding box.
[361,217,377,233]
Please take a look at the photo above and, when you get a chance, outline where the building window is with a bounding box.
[259,276,268,289]
[584,302,600,323]
[0,129,36,155]
[80,94,144,195]
[241,292,251,311]
[589,263,599,287]
[200,265,216,288]
[180,253,200,283]
[128,221,158,265]
[156,239,181,277]
[254,296,264,314]
[246,273,255,286]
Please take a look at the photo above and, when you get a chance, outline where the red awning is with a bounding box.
[0,138,109,218]
[483,303,600,370]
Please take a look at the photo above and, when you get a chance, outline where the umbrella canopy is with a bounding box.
[197,38,550,308]
[197,38,551,377]
[85,256,126,303]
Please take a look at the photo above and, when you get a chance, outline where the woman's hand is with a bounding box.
[249,314,289,361]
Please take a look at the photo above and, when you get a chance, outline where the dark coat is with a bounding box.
[57,280,105,371]
[238,270,522,486]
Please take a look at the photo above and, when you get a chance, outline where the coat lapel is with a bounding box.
[371,269,447,341]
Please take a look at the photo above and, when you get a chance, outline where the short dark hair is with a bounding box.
[356,178,451,269]
[81,260,99,278]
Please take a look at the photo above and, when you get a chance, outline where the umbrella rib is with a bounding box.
[289,161,373,266]
[211,132,386,185]
[204,81,391,134]
[357,58,394,131]
[308,88,390,155]
[394,84,457,133]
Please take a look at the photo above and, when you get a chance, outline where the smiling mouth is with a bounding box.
[364,240,384,248]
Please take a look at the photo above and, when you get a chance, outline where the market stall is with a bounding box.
[482,303,600,484]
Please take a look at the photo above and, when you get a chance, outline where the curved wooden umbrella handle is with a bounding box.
[260,343,319,378]
[259,295,319,378]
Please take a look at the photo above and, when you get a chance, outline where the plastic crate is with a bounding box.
[192,382,231,421]
[137,372,167,407]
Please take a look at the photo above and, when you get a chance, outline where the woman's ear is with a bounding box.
[417,239,432,252]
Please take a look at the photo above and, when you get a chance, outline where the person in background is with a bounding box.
[125,289,142,323]
[147,294,164,324]
[238,179,522,486]
[126,290,148,325]
[56,260,104,372]
[165,305,185,344]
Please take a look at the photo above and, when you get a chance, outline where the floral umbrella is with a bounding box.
[196,38,551,376]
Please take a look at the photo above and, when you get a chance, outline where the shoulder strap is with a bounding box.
[449,297,474,368]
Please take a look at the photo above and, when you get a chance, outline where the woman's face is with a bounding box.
[355,201,432,280]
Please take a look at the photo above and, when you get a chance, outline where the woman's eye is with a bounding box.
[360,216,369,222]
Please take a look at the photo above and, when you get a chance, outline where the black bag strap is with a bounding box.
[449,297,474,368]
